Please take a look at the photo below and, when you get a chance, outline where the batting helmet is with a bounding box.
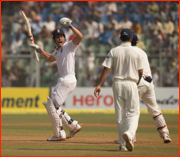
[52,29,65,39]
[131,32,138,46]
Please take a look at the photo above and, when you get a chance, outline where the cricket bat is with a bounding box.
[21,11,39,62]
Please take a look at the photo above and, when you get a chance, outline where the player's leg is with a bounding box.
[113,81,128,151]
[141,84,171,143]
[43,97,66,141]
[52,78,82,139]
[124,82,140,151]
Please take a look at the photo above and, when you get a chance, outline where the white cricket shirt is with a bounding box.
[133,46,152,77]
[52,40,78,79]
[102,42,143,83]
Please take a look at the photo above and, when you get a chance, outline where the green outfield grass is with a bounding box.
[1,113,179,156]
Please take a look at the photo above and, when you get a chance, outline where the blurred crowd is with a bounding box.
[1,1,179,87]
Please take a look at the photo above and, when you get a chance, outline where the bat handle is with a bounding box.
[34,51,39,62]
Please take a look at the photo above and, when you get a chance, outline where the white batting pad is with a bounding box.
[154,114,169,135]
[43,97,60,137]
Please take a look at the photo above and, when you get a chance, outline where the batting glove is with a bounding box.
[59,17,72,27]
[29,43,42,53]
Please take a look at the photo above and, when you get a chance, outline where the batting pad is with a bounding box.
[154,114,169,135]
[43,97,60,137]
[62,115,74,131]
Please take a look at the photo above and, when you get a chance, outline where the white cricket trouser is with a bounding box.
[138,79,169,136]
[52,75,76,108]
[138,82,161,116]
[113,79,140,147]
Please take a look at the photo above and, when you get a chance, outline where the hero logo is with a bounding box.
[73,95,113,107]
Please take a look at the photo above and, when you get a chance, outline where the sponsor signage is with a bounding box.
[1,88,49,114]
[51,87,179,110]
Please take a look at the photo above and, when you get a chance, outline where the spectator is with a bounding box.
[118,16,133,29]
[48,64,59,87]
[136,2,147,15]
[43,15,56,33]
[106,15,119,30]
[83,67,96,87]
[70,4,85,23]
[13,28,27,42]
[18,66,28,87]
[39,25,51,41]
[90,4,103,22]
[126,2,136,15]
[10,17,22,38]
[154,10,166,23]
[97,1,107,14]
[137,40,146,51]
[147,1,159,15]
[96,60,104,75]
[142,18,152,33]
[160,2,170,13]
[151,66,159,87]
[116,1,127,16]
[10,61,20,86]
[150,18,163,35]
[40,68,48,87]
[31,15,44,35]
[21,37,30,55]
[50,1,64,21]
[105,1,117,15]
[11,35,23,55]
[172,73,179,87]
[99,27,113,46]
[162,16,175,35]
[163,64,178,87]
[131,20,142,35]
[86,47,95,73]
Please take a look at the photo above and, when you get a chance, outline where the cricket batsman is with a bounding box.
[29,17,83,141]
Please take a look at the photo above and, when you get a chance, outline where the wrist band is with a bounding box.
[40,50,43,54]
[69,24,73,28]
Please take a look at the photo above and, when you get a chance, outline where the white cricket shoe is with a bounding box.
[47,136,66,141]
[66,124,82,139]
[123,133,134,151]
[119,146,128,151]
[47,130,66,141]
[163,134,172,143]
[114,138,136,144]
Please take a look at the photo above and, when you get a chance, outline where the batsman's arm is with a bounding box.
[29,44,56,62]
[69,25,83,45]
[40,50,56,62]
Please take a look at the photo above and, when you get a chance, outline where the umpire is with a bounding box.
[94,28,143,151]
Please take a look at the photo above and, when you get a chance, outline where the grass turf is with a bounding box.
[1,114,179,156]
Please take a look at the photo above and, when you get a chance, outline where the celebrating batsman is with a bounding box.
[29,17,83,141]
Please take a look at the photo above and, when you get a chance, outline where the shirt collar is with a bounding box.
[121,42,131,47]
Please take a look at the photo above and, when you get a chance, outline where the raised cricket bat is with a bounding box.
[21,11,39,62]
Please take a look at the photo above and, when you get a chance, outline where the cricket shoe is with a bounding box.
[47,130,66,141]
[66,124,82,139]
[47,135,66,141]
[163,134,172,143]
[123,133,134,151]
[119,146,128,151]
[114,138,136,144]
